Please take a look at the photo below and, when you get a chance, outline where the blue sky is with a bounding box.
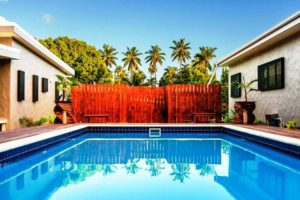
[0,0,299,79]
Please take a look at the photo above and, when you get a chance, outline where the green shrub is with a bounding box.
[285,119,297,129]
[223,110,235,123]
[48,115,56,124]
[34,117,48,126]
[210,119,216,124]
[19,116,35,127]
[254,118,265,125]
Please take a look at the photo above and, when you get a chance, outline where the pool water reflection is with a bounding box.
[0,134,299,200]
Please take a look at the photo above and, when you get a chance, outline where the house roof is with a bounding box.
[0,17,74,75]
[218,10,300,67]
[0,44,20,59]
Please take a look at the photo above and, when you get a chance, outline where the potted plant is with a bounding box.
[232,76,258,124]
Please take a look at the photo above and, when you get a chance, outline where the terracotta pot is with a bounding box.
[234,101,256,124]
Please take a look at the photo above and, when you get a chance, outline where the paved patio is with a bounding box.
[0,123,299,144]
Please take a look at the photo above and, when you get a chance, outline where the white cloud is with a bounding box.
[42,14,54,24]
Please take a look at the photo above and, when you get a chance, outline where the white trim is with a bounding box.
[0,44,20,60]
[0,18,74,75]
[218,10,300,66]
[0,124,299,153]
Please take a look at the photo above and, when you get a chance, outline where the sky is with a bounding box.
[0,0,299,79]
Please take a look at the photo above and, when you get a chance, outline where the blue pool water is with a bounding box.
[0,133,299,200]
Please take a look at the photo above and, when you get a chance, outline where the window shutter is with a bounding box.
[231,73,241,98]
[42,78,48,93]
[55,82,60,102]
[17,70,25,102]
[32,75,39,102]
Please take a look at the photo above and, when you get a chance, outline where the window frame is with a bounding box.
[258,58,284,91]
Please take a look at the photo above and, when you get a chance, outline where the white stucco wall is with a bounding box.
[9,40,65,129]
[229,34,300,123]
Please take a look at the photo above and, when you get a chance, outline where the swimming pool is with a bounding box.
[0,130,299,200]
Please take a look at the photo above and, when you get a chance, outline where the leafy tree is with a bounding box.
[145,45,165,84]
[145,77,157,86]
[39,37,112,84]
[122,47,142,73]
[174,65,210,84]
[170,39,191,68]
[159,67,178,86]
[221,68,229,116]
[125,70,147,86]
[114,66,129,84]
[101,44,118,68]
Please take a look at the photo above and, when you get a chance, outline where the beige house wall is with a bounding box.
[229,33,300,123]
[9,40,65,129]
[0,60,11,128]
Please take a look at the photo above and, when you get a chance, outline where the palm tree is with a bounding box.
[123,159,141,174]
[192,46,217,72]
[114,66,128,84]
[101,44,118,68]
[170,39,191,68]
[145,159,166,177]
[145,45,165,84]
[170,163,190,183]
[122,47,142,73]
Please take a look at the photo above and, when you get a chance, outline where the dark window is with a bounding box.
[55,81,60,102]
[32,75,39,102]
[258,58,284,91]
[17,70,25,102]
[42,78,48,93]
[231,73,241,98]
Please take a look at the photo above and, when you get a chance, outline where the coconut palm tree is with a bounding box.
[122,47,142,73]
[170,163,190,183]
[192,46,217,72]
[170,39,191,68]
[145,159,166,177]
[101,44,118,68]
[114,65,128,84]
[145,45,165,84]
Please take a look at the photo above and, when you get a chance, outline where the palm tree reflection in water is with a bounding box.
[145,159,166,177]
[123,159,142,174]
[170,164,191,183]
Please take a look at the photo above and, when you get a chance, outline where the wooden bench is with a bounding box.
[84,114,109,123]
[192,113,216,123]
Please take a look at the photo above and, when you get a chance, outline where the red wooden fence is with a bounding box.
[71,84,221,123]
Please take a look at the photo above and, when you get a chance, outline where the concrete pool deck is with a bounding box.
[0,123,299,153]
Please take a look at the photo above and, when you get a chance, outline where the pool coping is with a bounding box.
[0,124,299,156]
